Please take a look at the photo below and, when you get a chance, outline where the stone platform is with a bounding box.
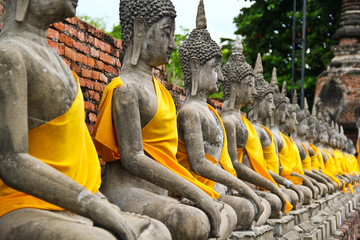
[227,188,360,240]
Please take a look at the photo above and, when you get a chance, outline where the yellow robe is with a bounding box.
[0,72,101,217]
[237,119,293,213]
[92,76,219,199]
[318,148,341,188]
[262,126,280,175]
[177,104,237,192]
[237,117,279,187]
[308,143,320,171]
[278,132,303,185]
[301,143,312,171]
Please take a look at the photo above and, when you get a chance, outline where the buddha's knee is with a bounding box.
[281,189,300,209]
[318,183,328,197]
[298,185,313,204]
[255,191,282,218]
[220,196,255,228]
[165,205,210,240]
[255,198,271,226]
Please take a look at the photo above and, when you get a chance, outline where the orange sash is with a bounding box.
[0,72,101,217]
[92,76,219,199]
[262,126,280,175]
[278,132,303,185]
[301,143,312,171]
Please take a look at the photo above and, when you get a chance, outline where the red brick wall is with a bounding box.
[0,1,223,133]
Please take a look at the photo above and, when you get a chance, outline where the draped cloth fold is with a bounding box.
[92,76,219,199]
[0,72,101,217]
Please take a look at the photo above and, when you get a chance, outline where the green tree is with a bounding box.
[165,26,189,87]
[229,0,342,106]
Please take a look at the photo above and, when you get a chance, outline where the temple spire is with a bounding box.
[270,67,277,85]
[333,0,360,39]
[196,0,207,29]
[254,53,263,75]
[293,90,298,105]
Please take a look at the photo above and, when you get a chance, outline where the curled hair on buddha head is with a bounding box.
[119,0,177,51]
[273,81,288,108]
[252,54,276,101]
[222,37,255,100]
[179,0,222,93]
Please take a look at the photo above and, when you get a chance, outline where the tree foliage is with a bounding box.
[78,15,122,40]
[228,0,342,106]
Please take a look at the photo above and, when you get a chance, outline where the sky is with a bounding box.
[77,0,253,44]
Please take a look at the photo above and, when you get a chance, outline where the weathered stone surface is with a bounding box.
[267,215,295,237]
[228,225,273,240]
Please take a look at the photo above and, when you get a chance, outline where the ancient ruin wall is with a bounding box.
[0,0,223,137]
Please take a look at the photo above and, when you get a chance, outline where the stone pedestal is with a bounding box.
[289,207,309,225]
[267,215,294,238]
[228,225,273,240]
[304,203,319,218]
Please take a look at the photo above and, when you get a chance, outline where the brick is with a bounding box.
[47,28,59,40]
[64,46,77,62]
[64,16,78,25]
[104,64,119,75]
[86,90,100,101]
[85,79,95,89]
[47,40,65,56]
[112,49,120,58]
[89,26,104,39]
[51,22,65,32]
[87,35,95,45]
[94,60,104,71]
[89,112,97,123]
[115,59,121,68]
[72,41,89,54]
[70,63,81,74]
[87,58,95,68]
[81,68,92,79]
[114,39,122,49]
[77,31,86,42]
[100,73,109,83]
[90,47,99,59]
[84,101,96,112]
[78,20,89,31]
[64,24,78,38]
[76,53,88,65]
[59,33,73,47]
[94,82,106,92]
[99,52,114,65]
[79,77,86,87]
[91,71,101,81]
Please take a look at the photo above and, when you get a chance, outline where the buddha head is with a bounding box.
[179,0,223,97]
[316,122,329,145]
[222,37,256,108]
[120,0,177,66]
[4,0,77,28]
[273,82,289,126]
[328,122,337,148]
[284,103,299,134]
[248,56,276,123]
[294,94,309,139]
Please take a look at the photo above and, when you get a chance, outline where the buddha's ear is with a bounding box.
[16,0,30,23]
[190,57,200,96]
[253,101,258,122]
[229,82,236,109]
[131,17,146,65]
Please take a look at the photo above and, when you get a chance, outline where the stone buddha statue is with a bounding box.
[223,52,292,218]
[292,95,340,192]
[0,0,170,239]
[270,85,317,205]
[176,2,264,230]
[356,107,360,156]
[92,0,235,239]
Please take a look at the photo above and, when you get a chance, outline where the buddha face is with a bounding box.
[199,57,223,94]
[297,119,309,138]
[319,129,329,145]
[28,0,78,24]
[236,75,256,106]
[329,134,337,147]
[275,103,289,125]
[258,93,275,120]
[285,110,298,133]
[140,17,176,67]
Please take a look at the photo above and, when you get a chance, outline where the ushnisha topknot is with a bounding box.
[179,0,222,92]
[222,37,255,100]
[120,0,177,51]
